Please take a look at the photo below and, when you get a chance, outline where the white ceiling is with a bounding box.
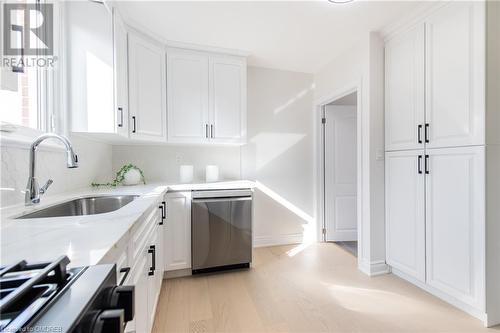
[117,1,425,74]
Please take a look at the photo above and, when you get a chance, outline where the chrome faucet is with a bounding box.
[25,133,79,206]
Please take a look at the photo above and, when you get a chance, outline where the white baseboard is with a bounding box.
[391,267,487,324]
[358,259,391,276]
[253,233,303,247]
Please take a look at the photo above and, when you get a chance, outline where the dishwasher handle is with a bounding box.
[192,196,252,203]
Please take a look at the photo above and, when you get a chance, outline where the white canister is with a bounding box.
[179,165,194,183]
[205,165,219,182]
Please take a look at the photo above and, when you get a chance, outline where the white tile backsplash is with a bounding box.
[0,135,113,208]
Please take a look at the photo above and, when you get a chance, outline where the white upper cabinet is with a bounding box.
[425,146,485,310]
[113,10,129,138]
[425,2,485,149]
[166,48,247,145]
[210,56,247,144]
[167,49,209,143]
[67,1,115,135]
[385,150,426,282]
[128,32,167,142]
[385,24,425,152]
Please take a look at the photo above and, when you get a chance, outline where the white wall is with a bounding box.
[314,32,386,275]
[0,135,112,208]
[242,67,315,246]
[112,145,241,183]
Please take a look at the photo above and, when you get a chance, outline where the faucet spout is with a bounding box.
[25,133,79,206]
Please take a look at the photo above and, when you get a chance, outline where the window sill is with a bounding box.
[0,124,65,152]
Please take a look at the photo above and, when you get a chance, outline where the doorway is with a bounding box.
[322,91,358,256]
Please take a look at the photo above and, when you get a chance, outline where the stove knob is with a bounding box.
[109,285,135,322]
[92,309,124,333]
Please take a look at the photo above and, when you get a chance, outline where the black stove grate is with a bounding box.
[0,256,76,332]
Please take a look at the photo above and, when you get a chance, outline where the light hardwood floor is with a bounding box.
[152,243,496,333]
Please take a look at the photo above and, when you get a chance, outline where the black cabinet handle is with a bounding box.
[158,201,166,225]
[158,205,164,225]
[205,124,209,138]
[425,154,430,174]
[418,155,423,174]
[425,123,430,143]
[132,116,136,133]
[118,107,123,128]
[148,245,155,276]
[119,267,130,286]
[418,124,422,144]
[211,124,214,138]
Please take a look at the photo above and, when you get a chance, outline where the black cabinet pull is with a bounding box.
[118,107,123,128]
[418,155,423,174]
[148,245,155,276]
[425,154,430,174]
[211,124,214,138]
[418,124,422,144]
[425,123,430,143]
[205,124,209,138]
[132,116,136,133]
[158,205,164,225]
[162,201,166,220]
[119,267,130,286]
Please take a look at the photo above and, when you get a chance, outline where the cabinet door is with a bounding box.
[425,146,485,310]
[67,1,115,134]
[384,24,425,151]
[164,192,191,271]
[128,33,167,141]
[425,2,485,148]
[124,251,149,333]
[113,10,129,137]
[147,230,161,332]
[385,150,426,281]
[167,49,210,143]
[209,56,246,144]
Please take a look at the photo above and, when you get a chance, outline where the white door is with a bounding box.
[167,49,210,143]
[324,105,357,241]
[209,56,246,144]
[425,146,485,309]
[128,33,167,141]
[425,2,485,149]
[165,192,191,271]
[113,10,129,137]
[385,149,426,282]
[384,23,425,152]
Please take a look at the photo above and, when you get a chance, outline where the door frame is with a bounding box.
[314,81,363,257]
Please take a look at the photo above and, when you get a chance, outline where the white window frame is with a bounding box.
[0,0,66,151]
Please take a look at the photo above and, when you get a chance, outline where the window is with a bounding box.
[0,0,53,134]
[0,67,45,130]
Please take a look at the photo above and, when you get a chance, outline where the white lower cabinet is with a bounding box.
[164,192,192,271]
[385,150,426,282]
[118,202,165,333]
[386,146,485,316]
[425,146,485,310]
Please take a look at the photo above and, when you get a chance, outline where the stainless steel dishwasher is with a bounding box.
[191,189,252,274]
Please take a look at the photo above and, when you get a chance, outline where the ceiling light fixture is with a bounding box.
[327,0,354,3]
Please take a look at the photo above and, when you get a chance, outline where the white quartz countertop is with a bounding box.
[0,180,254,268]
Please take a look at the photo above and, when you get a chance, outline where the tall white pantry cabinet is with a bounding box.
[384,1,500,326]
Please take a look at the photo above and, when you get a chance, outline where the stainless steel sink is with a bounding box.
[16,195,139,219]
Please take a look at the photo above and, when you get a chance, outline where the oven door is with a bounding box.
[191,195,252,272]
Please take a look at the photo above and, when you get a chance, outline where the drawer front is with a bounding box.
[130,205,161,263]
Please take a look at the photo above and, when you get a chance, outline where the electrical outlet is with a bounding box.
[175,154,183,164]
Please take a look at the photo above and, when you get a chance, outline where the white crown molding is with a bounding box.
[379,1,449,42]
[121,16,251,57]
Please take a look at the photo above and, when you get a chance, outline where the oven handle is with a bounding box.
[192,196,252,203]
